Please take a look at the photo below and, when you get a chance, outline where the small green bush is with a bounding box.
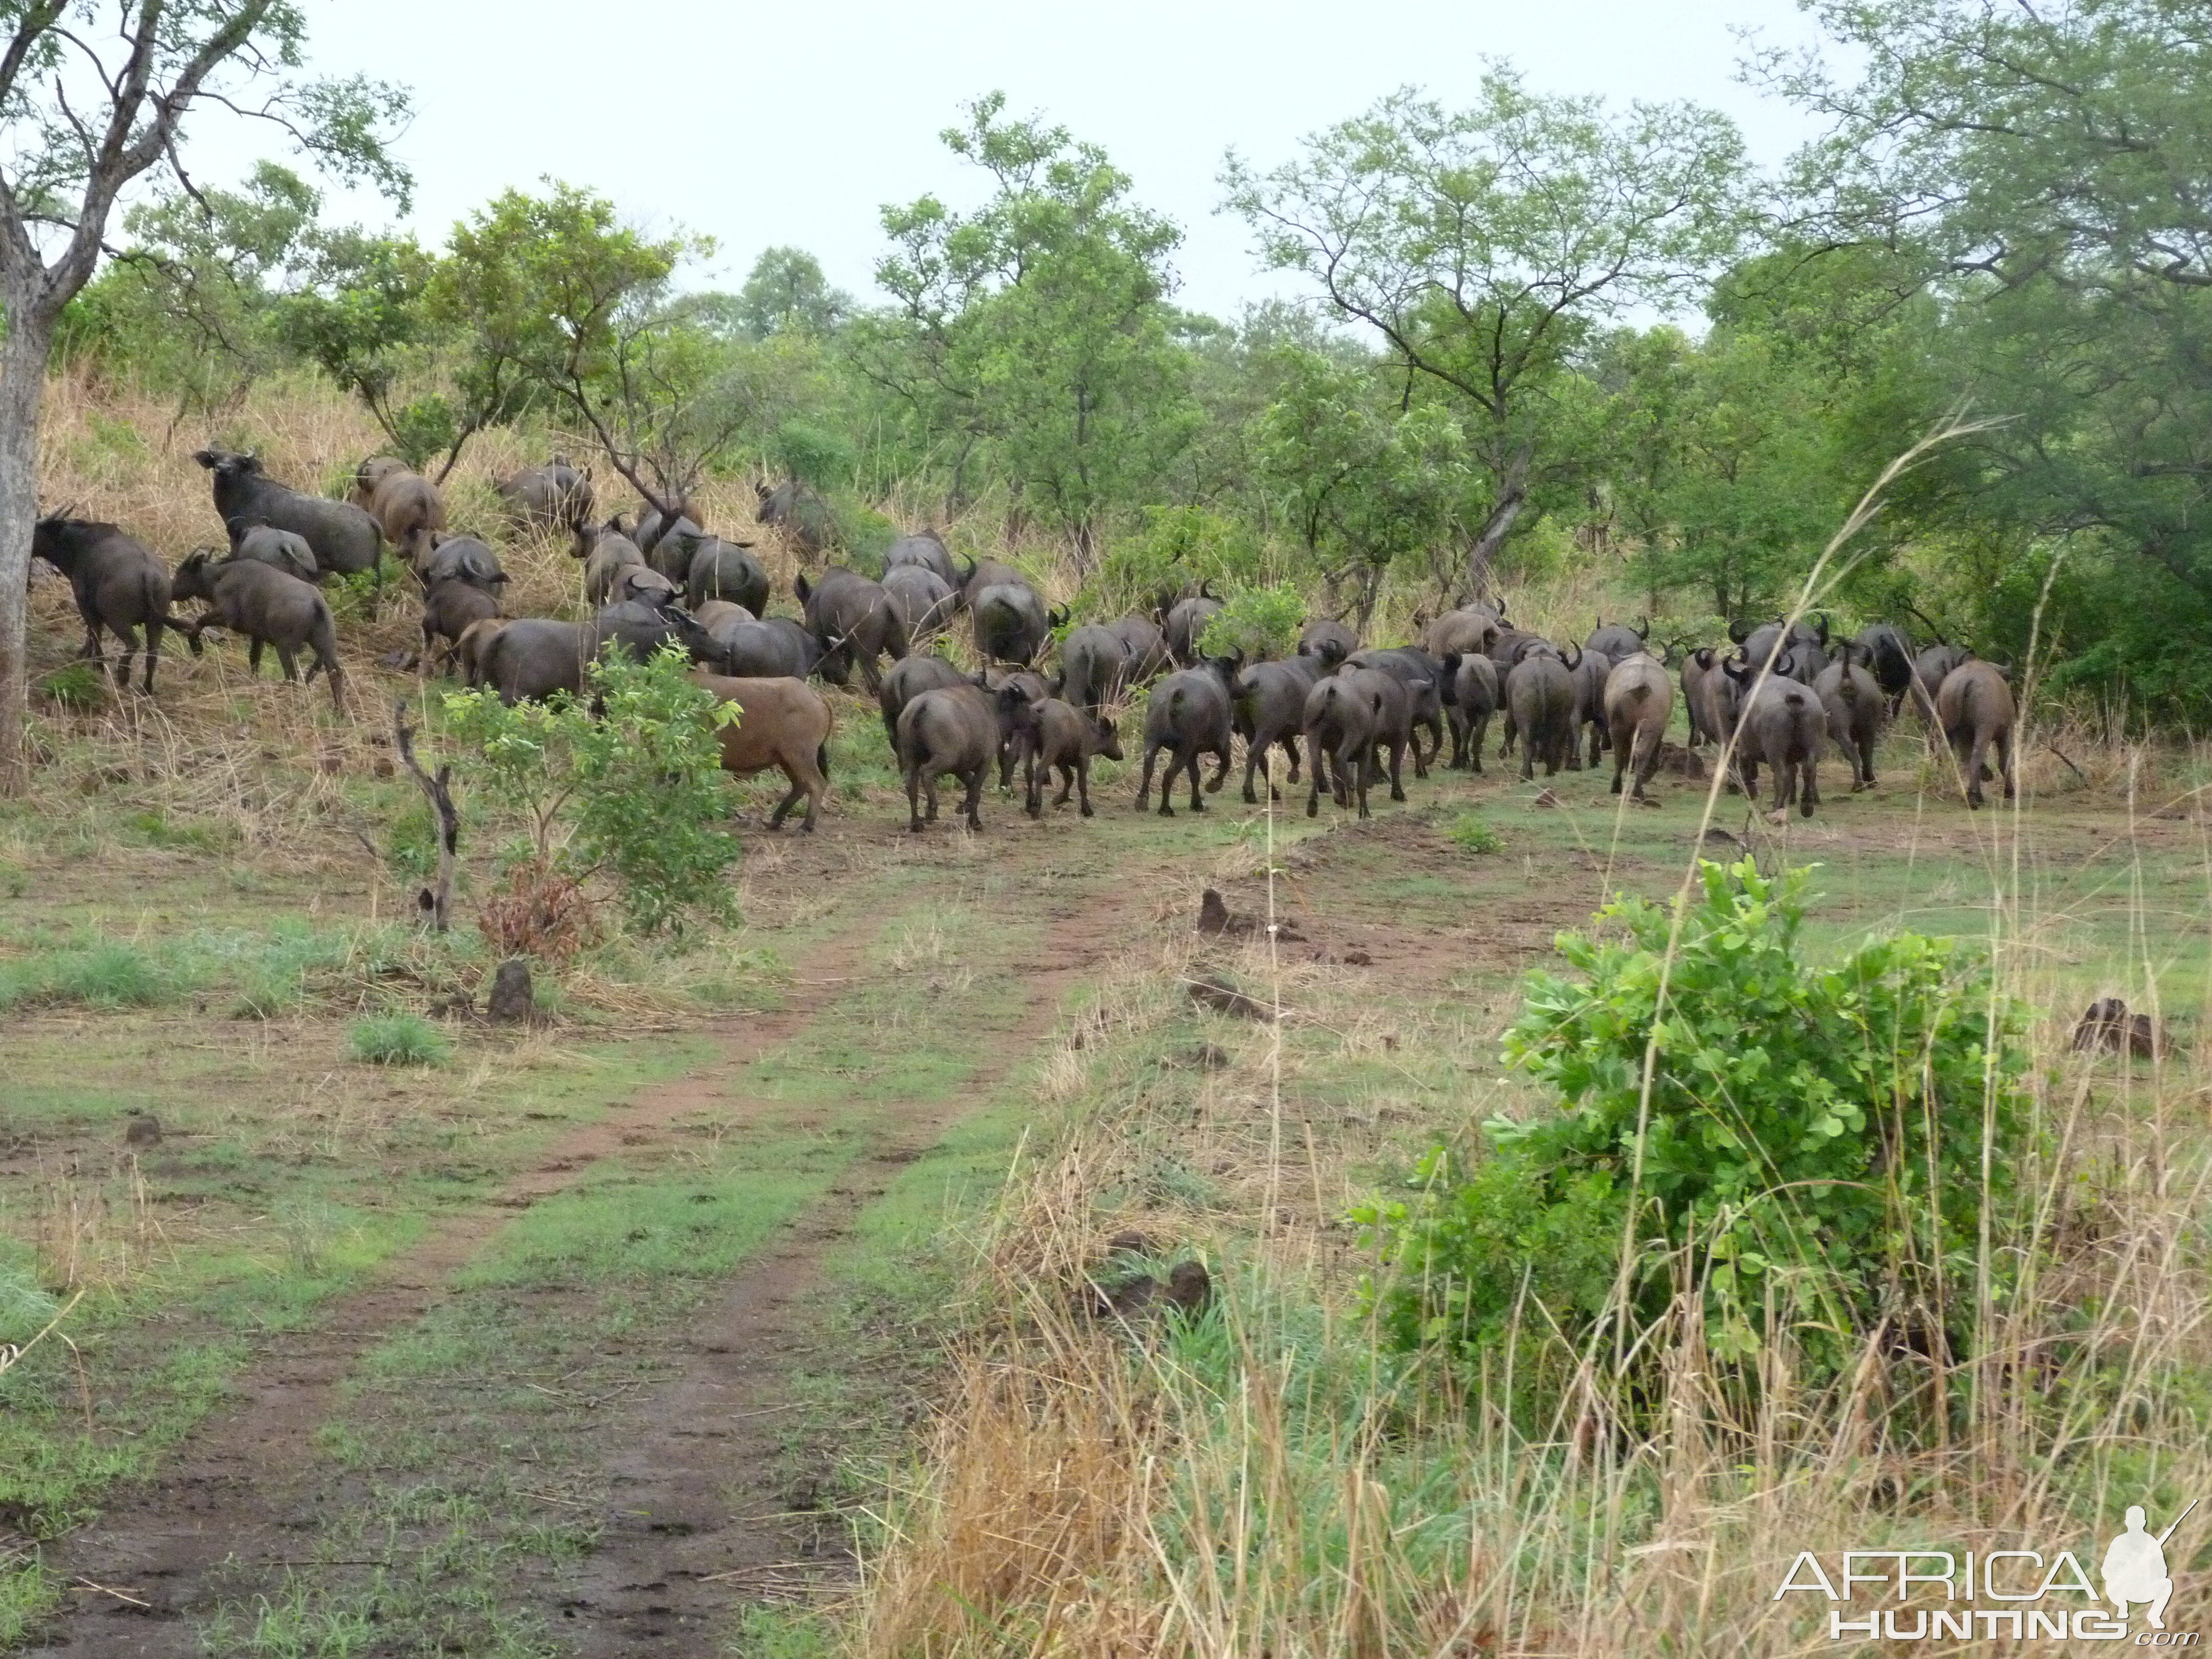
[347,1011,452,1067]
[1197,584,1304,662]
[1447,813,1502,854]
[36,662,103,710]
[444,644,740,940]
[1358,859,2036,1414]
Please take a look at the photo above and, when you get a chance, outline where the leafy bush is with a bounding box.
[36,663,103,710]
[347,1011,452,1067]
[1447,813,1502,854]
[1092,505,1265,613]
[1358,860,2036,1411]
[443,644,741,941]
[1197,584,1304,662]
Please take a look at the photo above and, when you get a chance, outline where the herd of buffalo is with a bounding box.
[29,449,2022,836]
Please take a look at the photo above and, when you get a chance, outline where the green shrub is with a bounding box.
[1093,505,1265,613]
[444,644,740,939]
[36,662,103,710]
[1197,584,1304,662]
[0,1263,59,1348]
[347,1011,452,1067]
[1357,859,2036,1413]
[1447,813,1502,854]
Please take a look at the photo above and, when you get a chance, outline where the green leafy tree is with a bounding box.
[1358,861,2035,1419]
[442,645,740,939]
[860,93,1199,557]
[438,183,746,523]
[735,245,852,338]
[1258,350,1470,626]
[1759,0,2212,714]
[0,3,408,792]
[63,161,323,409]
[1225,71,1751,592]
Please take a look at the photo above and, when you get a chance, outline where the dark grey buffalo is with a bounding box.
[1816,642,1884,791]
[897,678,1026,832]
[884,530,959,588]
[226,520,318,583]
[796,567,908,692]
[882,564,958,640]
[173,550,343,707]
[192,448,381,585]
[1024,698,1122,818]
[1057,623,1132,713]
[1162,583,1224,667]
[1299,617,1358,662]
[1724,660,1825,816]
[1346,647,1444,775]
[1439,651,1500,771]
[879,653,970,748]
[716,617,822,680]
[420,533,506,595]
[1233,655,1327,802]
[1935,660,2016,809]
[678,534,771,615]
[1135,658,1236,816]
[1107,614,1171,682]
[1505,642,1577,778]
[971,580,1061,667]
[1585,615,1649,659]
[495,455,594,533]
[31,516,177,693]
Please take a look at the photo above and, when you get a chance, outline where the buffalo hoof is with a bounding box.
[1305,800,1318,818]
[1080,803,1093,818]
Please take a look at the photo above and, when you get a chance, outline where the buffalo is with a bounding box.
[1135,658,1236,816]
[694,672,835,832]
[1024,698,1123,818]
[173,550,344,708]
[192,448,381,587]
[30,516,178,693]
[1935,660,2016,809]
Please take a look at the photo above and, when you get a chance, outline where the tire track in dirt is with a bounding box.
[23,909,898,1659]
[550,887,1137,1657]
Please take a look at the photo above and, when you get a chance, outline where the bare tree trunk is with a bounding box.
[395,700,458,932]
[0,302,53,796]
[1466,442,1533,602]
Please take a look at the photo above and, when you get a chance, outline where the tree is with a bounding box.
[734,245,850,339]
[1223,71,1750,593]
[65,159,321,411]
[0,1,408,792]
[1759,0,2212,713]
[1258,349,1470,627]
[438,184,744,523]
[859,93,1198,558]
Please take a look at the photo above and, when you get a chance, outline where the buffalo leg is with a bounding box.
[1800,756,1820,818]
[960,763,984,831]
[248,638,265,676]
[1135,743,1161,811]
[1241,736,1263,804]
[140,618,161,695]
[1185,749,1206,813]
[276,644,301,683]
[1306,733,1326,818]
[1353,746,1371,819]
[1997,727,2016,800]
[1074,759,1094,817]
[1387,736,1406,802]
[906,763,926,832]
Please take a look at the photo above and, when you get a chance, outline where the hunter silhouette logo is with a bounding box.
[2105,1500,2195,1631]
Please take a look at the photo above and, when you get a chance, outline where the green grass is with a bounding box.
[346,1011,453,1067]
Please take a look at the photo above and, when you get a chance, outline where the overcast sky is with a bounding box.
[186,0,1834,321]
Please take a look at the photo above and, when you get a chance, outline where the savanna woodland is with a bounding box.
[2,0,2209,1654]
